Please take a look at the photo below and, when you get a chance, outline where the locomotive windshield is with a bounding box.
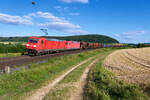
[28,39,38,43]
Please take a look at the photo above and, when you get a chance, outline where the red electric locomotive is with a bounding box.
[24,37,80,55]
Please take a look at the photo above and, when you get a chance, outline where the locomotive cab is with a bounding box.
[25,37,45,55]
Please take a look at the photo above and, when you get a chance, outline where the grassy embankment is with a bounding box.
[0,48,107,100]
[84,53,148,100]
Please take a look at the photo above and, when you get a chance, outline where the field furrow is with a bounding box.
[103,48,150,87]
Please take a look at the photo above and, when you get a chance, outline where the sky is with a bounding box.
[0,0,150,43]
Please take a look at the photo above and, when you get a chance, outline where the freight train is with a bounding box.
[23,36,124,56]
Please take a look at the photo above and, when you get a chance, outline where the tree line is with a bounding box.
[0,43,25,53]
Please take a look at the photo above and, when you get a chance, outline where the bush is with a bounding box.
[137,43,150,48]
[0,43,25,53]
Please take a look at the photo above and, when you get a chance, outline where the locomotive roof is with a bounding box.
[29,36,44,39]
[29,37,79,42]
[46,38,79,43]
[46,38,65,41]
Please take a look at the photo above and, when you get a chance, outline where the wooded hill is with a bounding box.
[0,34,119,43]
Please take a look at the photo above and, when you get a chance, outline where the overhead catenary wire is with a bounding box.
[40,29,49,36]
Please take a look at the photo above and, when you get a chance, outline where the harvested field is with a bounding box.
[103,47,150,88]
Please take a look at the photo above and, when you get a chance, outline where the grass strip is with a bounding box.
[60,57,96,83]
[0,53,21,58]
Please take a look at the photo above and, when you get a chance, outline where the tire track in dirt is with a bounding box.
[124,51,150,68]
[26,56,96,100]
[69,58,100,100]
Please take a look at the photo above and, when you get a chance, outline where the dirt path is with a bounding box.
[26,56,95,100]
[69,58,100,100]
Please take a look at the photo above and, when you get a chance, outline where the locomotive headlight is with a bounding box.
[33,45,37,47]
[26,44,29,46]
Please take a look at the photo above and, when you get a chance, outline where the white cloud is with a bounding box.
[28,13,36,17]
[23,15,32,20]
[59,0,88,3]
[0,11,90,35]
[54,6,69,11]
[114,34,120,37]
[116,30,147,39]
[115,30,149,43]
[54,6,69,15]
[34,11,88,34]
[0,13,33,25]
[38,22,80,30]
[36,11,65,22]
[123,30,147,35]
[69,13,80,16]
[54,6,61,9]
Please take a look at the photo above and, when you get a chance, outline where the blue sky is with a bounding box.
[0,0,150,43]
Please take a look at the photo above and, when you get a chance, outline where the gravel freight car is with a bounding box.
[80,42,89,49]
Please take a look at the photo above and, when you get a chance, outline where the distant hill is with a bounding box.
[0,34,119,43]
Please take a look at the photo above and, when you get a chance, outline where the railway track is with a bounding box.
[0,49,90,70]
